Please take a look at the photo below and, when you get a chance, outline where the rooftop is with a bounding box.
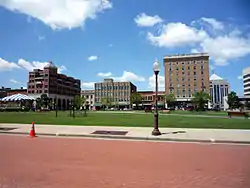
[44,61,57,69]
[164,53,209,59]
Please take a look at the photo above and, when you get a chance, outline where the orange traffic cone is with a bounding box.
[29,121,36,138]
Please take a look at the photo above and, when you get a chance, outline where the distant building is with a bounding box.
[27,61,81,110]
[94,78,137,109]
[209,73,230,109]
[81,90,95,110]
[164,53,210,104]
[0,87,27,98]
[137,91,165,108]
[243,67,250,96]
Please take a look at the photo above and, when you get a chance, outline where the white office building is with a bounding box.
[243,67,250,96]
[209,73,230,109]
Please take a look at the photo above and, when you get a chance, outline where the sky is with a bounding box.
[0,0,250,95]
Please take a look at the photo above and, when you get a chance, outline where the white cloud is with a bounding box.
[200,17,224,30]
[134,13,163,27]
[9,79,23,85]
[148,74,165,91]
[201,36,250,66]
[97,72,112,77]
[147,22,208,48]
[145,18,250,66]
[17,59,49,71]
[237,75,243,80]
[112,71,145,82]
[88,55,98,61]
[0,0,112,30]
[58,65,67,73]
[0,57,20,71]
[82,82,95,89]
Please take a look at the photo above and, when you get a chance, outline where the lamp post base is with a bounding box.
[152,128,161,136]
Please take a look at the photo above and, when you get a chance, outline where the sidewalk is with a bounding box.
[1,123,250,144]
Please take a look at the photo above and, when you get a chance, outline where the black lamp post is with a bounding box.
[152,59,161,136]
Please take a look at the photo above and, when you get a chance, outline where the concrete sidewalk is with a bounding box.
[1,123,250,144]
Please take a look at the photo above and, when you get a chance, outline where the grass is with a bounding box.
[0,111,249,129]
[169,110,227,116]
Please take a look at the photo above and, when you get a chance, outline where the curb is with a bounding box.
[1,131,250,145]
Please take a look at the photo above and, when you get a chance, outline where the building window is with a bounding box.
[182,78,185,81]
[194,66,196,70]
[176,68,179,71]
[201,71,204,75]
[182,72,185,75]
[201,65,204,69]
[188,66,190,70]
[194,72,196,75]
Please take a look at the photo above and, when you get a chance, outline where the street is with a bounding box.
[0,135,250,188]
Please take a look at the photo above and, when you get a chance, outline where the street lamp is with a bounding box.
[152,59,161,136]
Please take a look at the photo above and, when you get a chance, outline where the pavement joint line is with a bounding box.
[1,131,250,145]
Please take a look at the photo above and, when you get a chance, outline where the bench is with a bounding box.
[227,111,249,119]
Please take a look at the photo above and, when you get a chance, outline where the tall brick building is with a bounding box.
[164,53,210,102]
[27,62,81,109]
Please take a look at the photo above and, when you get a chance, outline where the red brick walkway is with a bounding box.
[0,135,250,188]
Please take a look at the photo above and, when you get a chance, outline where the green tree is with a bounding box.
[40,93,49,108]
[73,95,86,110]
[192,91,210,111]
[130,92,142,109]
[245,100,250,110]
[227,91,241,110]
[165,94,176,108]
[100,97,113,109]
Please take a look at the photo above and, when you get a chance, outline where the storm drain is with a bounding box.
[0,127,17,131]
[91,130,128,136]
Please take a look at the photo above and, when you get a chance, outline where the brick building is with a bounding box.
[137,91,165,108]
[94,78,137,108]
[27,62,81,110]
[0,87,27,98]
[164,53,210,103]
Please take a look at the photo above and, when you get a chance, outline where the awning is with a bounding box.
[93,103,102,107]
[0,93,35,101]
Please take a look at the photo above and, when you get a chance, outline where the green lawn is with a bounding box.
[0,111,249,129]
[169,110,227,116]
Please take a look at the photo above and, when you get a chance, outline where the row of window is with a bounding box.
[169,77,205,82]
[95,85,130,90]
[243,78,250,84]
[95,92,129,96]
[243,74,250,79]
[95,98,130,102]
[169,71,204,76]
[169,65,204,71]
[167,60,206,66]
[169,82,205,87]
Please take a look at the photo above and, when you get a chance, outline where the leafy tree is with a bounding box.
[130,92,142,109]
[165,94,176,108]
[73,95,86,110]
[40,93,49,108]
[100,97,113,109]
[35,97,41,110]
[192,91,210,111]
[227,91,241,110]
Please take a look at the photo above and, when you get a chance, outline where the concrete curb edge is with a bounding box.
[1,131,250,144]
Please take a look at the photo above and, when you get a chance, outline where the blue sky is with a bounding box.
[0,0,250,95]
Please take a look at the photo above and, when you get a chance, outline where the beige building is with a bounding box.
[94,78,137,108]
[164,53,210,102]
[81,90,95,110]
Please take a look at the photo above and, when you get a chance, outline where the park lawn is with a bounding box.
[0,111,249,129]
[169,110,227,116]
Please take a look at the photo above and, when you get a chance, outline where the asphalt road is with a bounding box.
[0,135,250,188]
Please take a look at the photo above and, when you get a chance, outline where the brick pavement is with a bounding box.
[0,135,250,188]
